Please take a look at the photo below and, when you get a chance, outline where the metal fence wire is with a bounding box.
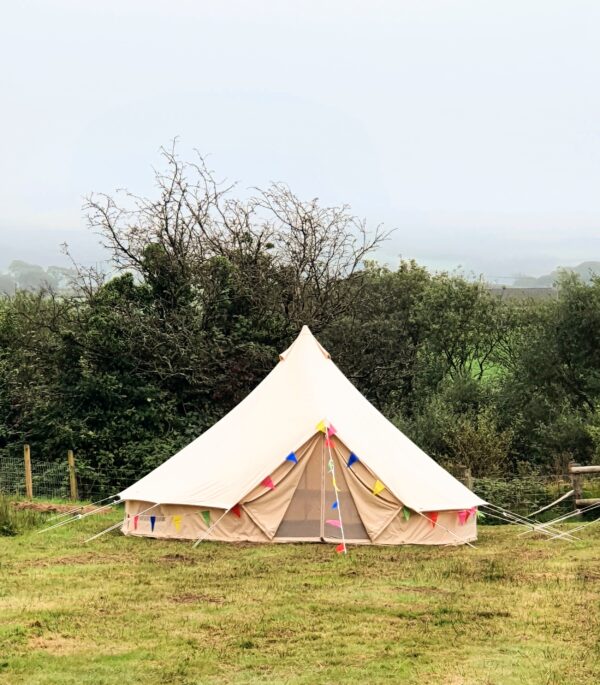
[0,454,597,517]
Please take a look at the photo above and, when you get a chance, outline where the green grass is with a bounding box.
[0,495,45,536]
[0,508,599,684]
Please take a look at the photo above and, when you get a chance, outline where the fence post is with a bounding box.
[569,461,581,507]
[24,444,33,499]
[460,465,473,490]
[67,449,78,501]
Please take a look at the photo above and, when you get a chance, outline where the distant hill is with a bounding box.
[513,261,600,287]
[0,261,77,295]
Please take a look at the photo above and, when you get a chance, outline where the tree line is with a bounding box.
[1,149,599,489]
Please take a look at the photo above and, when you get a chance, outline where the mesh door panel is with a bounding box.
[274,442,323,539]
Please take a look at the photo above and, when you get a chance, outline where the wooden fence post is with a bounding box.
[569,461,582,507]
[460,465,473,490]
[24,444,33,499]
[67,449,78,501]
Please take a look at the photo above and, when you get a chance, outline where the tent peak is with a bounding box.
[279,326,331,361]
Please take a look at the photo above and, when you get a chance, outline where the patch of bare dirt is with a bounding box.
[11,501,108,515]
[170,593,225,604]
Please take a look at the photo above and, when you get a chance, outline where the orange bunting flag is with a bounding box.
[425,512,439,527]
[335,543,346,554]
[173,515,182,532]
[325,436,333,448]
[133,515,139,530]
[262,476,275,490]
[231,504,242,518]
[327,424,337,437]
[316,420,327,433]
[372,480,385,496]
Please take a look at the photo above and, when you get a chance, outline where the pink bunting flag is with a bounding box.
[466,506,477,521]
[326,519,342,528]
[133,515,139,531]
[262,476,275,490]
[457,510,468,526]
[425,511,439,527]
[327,424,337,437]
[335,543,346,554]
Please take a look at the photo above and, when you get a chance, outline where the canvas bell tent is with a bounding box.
[119,326,485,547]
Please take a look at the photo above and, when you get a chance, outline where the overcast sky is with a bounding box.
[1,1,599,281]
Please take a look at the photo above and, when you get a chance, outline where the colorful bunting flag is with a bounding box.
[133,515,139,531]
[403,506,411,521]
[286,452,298,464]
[372,480,385,496]
[335,543,346,554]
[325,436,333,448]
[327,458,334,473]
[316,420,327,433]
[457,510,468,525]
[173,515,182,532]
[467,506,477,521]
[262,476,275,490]
[331,500,338,510]
[231,504,242,518]
[201,510,211,527]
[327,424,337,437]
[326,519,342,528]
[150,515,156,531]
[347,453,359,468]
[332,477,340,492]
[476,510,486,522]
[425,512,439,527]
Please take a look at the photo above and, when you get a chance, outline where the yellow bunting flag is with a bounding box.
[332,477,340,492]
[316,420,327,433]
[372,480,385,496]
[173,515,182,532]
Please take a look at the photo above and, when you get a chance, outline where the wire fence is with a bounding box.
[1,453,598,518]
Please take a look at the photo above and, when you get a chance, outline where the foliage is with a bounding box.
[1,149,600,485]
[0,495,44,536]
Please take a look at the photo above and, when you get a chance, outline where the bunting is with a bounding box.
[173,515,182,532]
[150,515,156,531]
[327,424,337,437]
[402,506,411,521]
[457,510,468,526]
[335,543,346,554]
[332,477,340,492]
[425,512,439,527]
[316,420,327,433]
[133,515,139,531]
[467,506,477,521]
[286,452,298,464]
[231,504,242,518]
[326,519,342,528]
[347,453,359,468]
[261,476,275,490]
[372,480,385,496]
[201,510,211,527]
[331,501,338,510]
[327,458,334,473]
[325,436,334,448]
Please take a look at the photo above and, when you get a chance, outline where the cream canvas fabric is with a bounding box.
[120,326,485,545]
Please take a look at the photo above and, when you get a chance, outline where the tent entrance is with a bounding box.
[273,435,371,543]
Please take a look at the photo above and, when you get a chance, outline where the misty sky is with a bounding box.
[1,1,599,281]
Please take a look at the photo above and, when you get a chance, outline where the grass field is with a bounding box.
[0,507,599,685]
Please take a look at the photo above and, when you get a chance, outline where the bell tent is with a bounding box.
[119,326,484,546]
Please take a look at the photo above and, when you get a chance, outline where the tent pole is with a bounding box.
[482,503,579,541]
[324,429,347,554]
